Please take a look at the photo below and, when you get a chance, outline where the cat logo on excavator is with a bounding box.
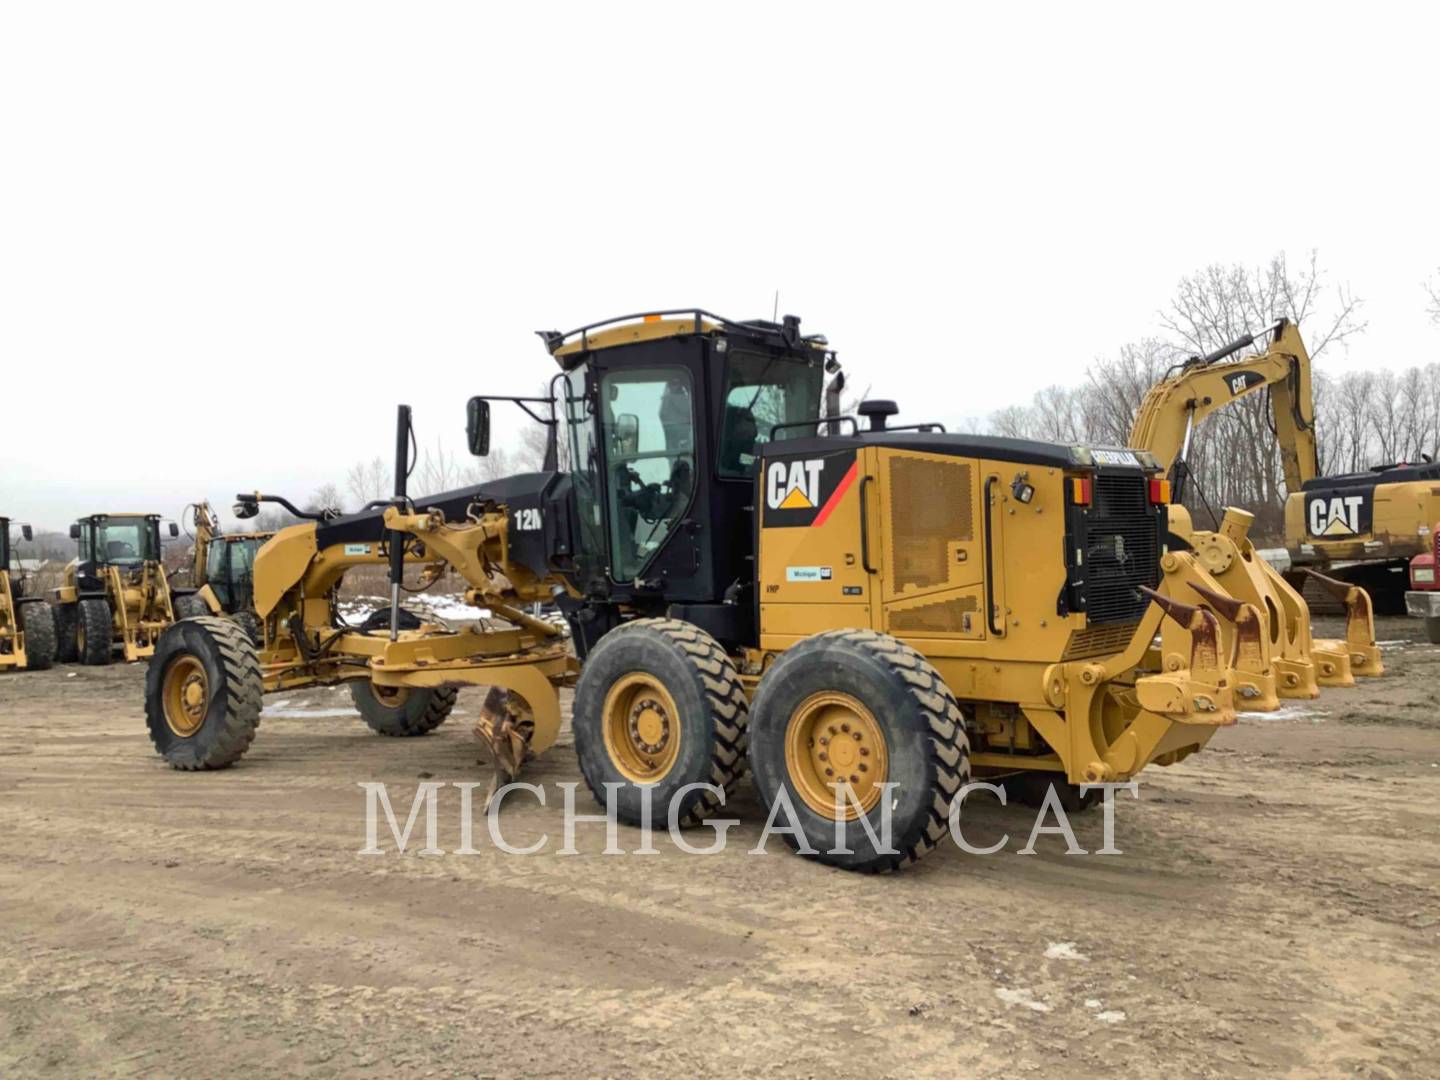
[1308,494,1366,537]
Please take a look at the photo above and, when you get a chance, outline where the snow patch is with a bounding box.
[261,706,360,719]
[1095,1010,1127,1024]
[1246,704,1328,723]
[1043,941,1087,961]
[994,987,1052,1013]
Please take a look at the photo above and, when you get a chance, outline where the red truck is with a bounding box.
[1405,522,1440,643]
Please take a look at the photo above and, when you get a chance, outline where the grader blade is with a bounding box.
[474,686,536,810]
[1303,569,1384,678]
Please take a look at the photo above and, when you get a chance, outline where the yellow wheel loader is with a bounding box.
[170,501,271,644]
[1131,319,1383,699]
[1,517,57,672]
[146,309,1262,871]
[54,513,181,664]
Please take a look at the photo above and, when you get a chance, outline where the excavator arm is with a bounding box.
[1129,318,1320,494]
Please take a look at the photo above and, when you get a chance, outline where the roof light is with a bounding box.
[643,314,661,323]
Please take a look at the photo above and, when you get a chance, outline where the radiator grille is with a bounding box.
[1082,474,1159,625]
[1061,621,1142,661]
[888,455,973,593]
[887,594,979,635]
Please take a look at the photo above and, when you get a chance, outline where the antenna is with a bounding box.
[772,289,779,322]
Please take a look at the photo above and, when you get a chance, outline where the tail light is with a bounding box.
[1071,477,1092,507]
[1148,478,1171,505]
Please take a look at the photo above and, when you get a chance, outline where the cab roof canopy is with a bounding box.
[537,308,830,370]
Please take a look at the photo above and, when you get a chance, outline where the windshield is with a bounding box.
[93,518,157,566]
[717,351,824,477]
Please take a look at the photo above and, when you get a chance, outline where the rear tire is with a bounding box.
[173,593,210,620]
[77,597,112,666]
[1427,617,1440,645]
[54,603,78,663]
[572,618,749,828]
[748,629,970,872]
[19,602,56,671]
[144,616,262,769]
[350,681,456,736]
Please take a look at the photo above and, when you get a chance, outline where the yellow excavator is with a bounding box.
[1130,319,1382,697]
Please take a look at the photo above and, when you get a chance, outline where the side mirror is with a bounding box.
[615,413,640,455]
[168,522,180,538]
[20,524,33,542]
[466,396,491,457]
[69,523,81,541]
[233,498,259,520]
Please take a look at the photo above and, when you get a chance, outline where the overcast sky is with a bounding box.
[3,2,1438,531]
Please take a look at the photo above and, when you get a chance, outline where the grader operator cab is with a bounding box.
[1,517,56,671]
[56,513,180,664]
[172,501,269,643]
[145,309,1257,871]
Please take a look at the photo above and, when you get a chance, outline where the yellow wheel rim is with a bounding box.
[601,673,681,783]
[162,655,209,737]
[372,684,411,709]
[784,692,889,820]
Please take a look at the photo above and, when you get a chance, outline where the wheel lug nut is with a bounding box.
[828,725,838,736]
[824,768,834,777]
[819,736,829,745]
[859,747,870,757]
[852,731,862,741]
[850,774,859,783]
[841,723,851,733]
[859,763,868,773]
[818,752,828,762]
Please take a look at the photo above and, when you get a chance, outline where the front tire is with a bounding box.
[20,602,56,671]
[748,629,970,872]
[77,597,113,666]
[144,616,262,769]
[572,618,748,828]
[350,681,456,736]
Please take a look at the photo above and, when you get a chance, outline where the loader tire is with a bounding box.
[54,603,78,663]
[229,610,263,647]
[997,771,1100,813]
[350,681,456,736]
[145,616,262,769]
[173,593,210,620]
[77,597,113,666]
[20,602,56,671]
[748,629,970,873]
[1426,617,1440,645]
[573,618,748,828]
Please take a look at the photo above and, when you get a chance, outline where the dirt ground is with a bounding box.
[1,617,1437,1078]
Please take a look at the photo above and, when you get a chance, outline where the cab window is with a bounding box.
[717,351,824,477]
[601,367,695,581]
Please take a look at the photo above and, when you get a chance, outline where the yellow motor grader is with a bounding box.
[1131,318,1383,704]
[170,501,271,643]
[1,517,56,672]
[146,309,1271,871]
[54,513,181,664]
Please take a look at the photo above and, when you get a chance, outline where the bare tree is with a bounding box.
[306,482,345,516]
[346,457,390,506]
